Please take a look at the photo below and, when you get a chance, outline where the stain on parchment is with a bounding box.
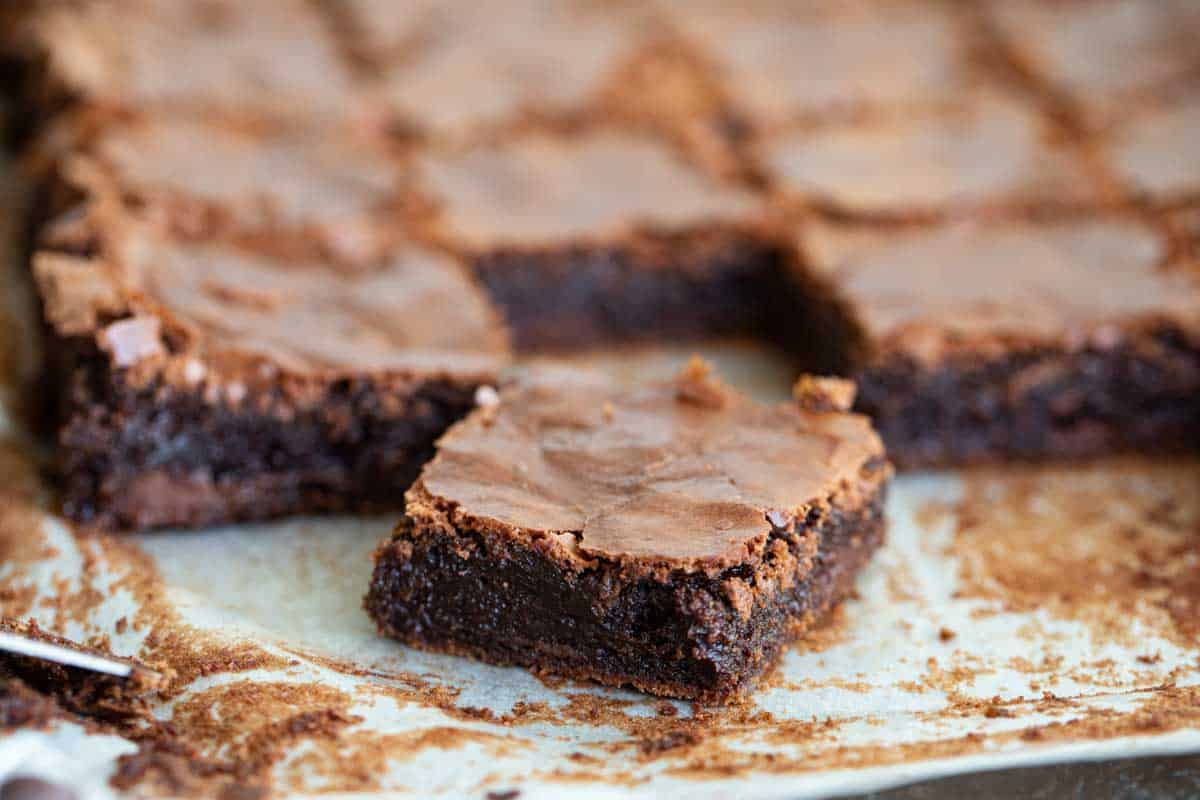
[949,459,1200,649]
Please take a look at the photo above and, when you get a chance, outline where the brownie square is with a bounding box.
[1097,90,1200,205]
[662,0,979,128]
[33,201,509,531]
[757,93,1109,219]
[984,0,1200,125]
[349,0,664,138]
[51,113,408,266]
[13,0,359,120]
[366,361,890,701]
[410,127,805,352]
[797,215,1200,467]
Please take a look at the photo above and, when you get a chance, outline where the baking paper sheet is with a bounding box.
[1,174,1198,797]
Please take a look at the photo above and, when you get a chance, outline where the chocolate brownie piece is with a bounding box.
[33,200,509,531]
[984,0,1200,127]
[661,0,981,128]
[1096,89,1200,206]
[796,216,1200,467]
[410,127,816,352]
[11,0,359,121]
[47,113,408,266]
[345,0,664,138]
[366,361,890,701]
[757,93,1112,219]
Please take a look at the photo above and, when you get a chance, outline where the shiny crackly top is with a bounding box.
[799,217,1200,360]
[24,0,357,117]
[664,0,974,125]
[33,205,508,388]
[369,0,650,135]
[415,362,884,566]
[73,115,406,265]
[759,94,1100,213]
[85,116,401,232]
[415,130,758,250]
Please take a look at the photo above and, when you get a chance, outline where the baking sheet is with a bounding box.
[1,171,1198,797]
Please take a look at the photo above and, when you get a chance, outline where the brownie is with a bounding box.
[10,0,359,121]
[796,215,1200,467]
[660,0,982,128]
[33,198,510,531]
[342,0,666,138]
[43,113,409,266]
[1096,89,1200,206]
[983,0,1200,127]
[410,127,799,352]
[756,93,1113,219]
[366,361,890,701]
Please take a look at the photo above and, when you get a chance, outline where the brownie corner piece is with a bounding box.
[365,361,890,701]
[34,206,510,532]
[797,214,1200,467]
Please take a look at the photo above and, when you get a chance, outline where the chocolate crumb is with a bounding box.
[673,356,730,409]
[0,680,62,731]
[939,627,957,643]
[638,730,702,755]
[793,376,857,414]
[485,791,521,800]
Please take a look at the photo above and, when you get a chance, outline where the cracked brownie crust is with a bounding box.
[366,363,890,700]
[35,197,508,531]
[799,216,1200,468]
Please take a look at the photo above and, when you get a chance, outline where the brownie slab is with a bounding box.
[366,361,890,701]
[8,0,1200,536]
[411,127,797,352]
[797,216,1200,467]
[34,201,509,531]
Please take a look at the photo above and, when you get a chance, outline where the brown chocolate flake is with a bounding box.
[673,356,732,409]
[792,375,857,413]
